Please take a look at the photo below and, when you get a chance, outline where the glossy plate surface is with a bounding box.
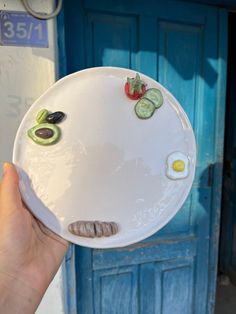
[13,67,196,248]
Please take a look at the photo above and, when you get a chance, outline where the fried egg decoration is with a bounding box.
[166,152,189,180]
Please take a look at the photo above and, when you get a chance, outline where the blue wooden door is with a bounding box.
[59,1,228,313]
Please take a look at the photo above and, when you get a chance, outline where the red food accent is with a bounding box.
[124,73,146,100]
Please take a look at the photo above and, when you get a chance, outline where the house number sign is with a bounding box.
[0,10,48,47]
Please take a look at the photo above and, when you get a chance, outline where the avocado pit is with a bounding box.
[35,128,54,139]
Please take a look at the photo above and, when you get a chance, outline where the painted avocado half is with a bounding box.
[27,123,61,145]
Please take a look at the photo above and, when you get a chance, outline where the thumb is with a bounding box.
[0,162,22,209]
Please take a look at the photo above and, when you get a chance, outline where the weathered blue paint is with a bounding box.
[62,245,77,314]
[58,1,228,313]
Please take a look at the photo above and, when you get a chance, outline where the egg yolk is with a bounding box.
[172,160,185,172]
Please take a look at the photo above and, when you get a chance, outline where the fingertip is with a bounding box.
[2,162,19,184]
[0,162,21,207]
[3,162,8,174]
[3,162,12,173]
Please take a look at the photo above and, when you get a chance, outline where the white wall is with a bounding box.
[0,1,65,313]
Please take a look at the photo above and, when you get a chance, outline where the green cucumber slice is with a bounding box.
[144,88,163,108]
[135,98,155,119]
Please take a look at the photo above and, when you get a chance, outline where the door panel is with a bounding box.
[86,13,138,68]
[94,266,138,314]
[158,21,201,124]
[92,258,194,314]
[161,261,194,314]
[60,1,227,313]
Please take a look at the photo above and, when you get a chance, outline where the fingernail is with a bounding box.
[3,162,9,174]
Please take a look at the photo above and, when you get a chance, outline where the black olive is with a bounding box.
[46,111,65,124]
[35,128,54,139]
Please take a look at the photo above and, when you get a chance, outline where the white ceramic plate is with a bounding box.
[13,67,196,248]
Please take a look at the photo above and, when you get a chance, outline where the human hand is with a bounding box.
[0,163,69,313]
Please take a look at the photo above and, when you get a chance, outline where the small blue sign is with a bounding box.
[0,10,48,47]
